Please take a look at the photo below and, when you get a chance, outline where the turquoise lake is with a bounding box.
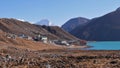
[87,41,120,50]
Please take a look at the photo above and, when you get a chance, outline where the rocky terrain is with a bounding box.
[1,9,120,67]
[0,47,120,68]
[0,18,88,67]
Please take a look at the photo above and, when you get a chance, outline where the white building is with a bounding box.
[41,36,48,43]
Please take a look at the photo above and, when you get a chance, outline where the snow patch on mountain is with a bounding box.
[36,19,53,26]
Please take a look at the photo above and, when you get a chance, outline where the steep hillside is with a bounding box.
[62,17,89,32]
[70,18,97,39]
[0,18,79,41]
[0,18,48,36]
[71,7,120,41]
[0,18,63,40]
[35,25,79,40]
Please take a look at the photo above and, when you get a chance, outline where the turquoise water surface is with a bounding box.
[87,41,120,50]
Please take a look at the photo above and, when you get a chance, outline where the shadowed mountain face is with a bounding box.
[35,25,79,40]
[0,18,78,41]
[71,8,120,41]
[61,17,89,32]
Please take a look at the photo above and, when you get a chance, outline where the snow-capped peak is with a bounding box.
[17,19,26,22]
[36,19,53,26]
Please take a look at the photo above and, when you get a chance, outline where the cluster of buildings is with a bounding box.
[5,33,48,44]
[5,33,86,46]
[50,40,86,46]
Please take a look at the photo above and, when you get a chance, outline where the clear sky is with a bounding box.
[0,0,120,26]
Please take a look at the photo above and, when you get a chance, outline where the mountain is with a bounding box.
[0,18,85,51]
[70,18,97,39]
[36,19,52,26]
[71,7,120,41]
[61,17,89,32]
[0,18,49,36]
[35,25,79,40]
[0,18,78,41]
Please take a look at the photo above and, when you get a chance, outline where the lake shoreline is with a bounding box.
[0,41,120,68]
[87,41,120,50]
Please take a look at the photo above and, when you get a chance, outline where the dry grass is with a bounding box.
[0,31,64,51]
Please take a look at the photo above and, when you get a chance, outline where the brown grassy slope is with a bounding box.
[0,31,63,51]
[0,18,51,36]
[0,18,77,40]
[13,38,63,50]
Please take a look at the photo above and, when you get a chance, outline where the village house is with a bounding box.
[52,40,70,46]
[68,40,87,46]
[61,41,70,46]
[6,33,16,39]
[18,34,32,40]
[33,34,48,43]
[18,34,28,38]
[41,36,48,43]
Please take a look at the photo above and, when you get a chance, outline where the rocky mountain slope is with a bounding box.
[71,7,120,41]
[0,18,78,41]
[62,17,89,32]
[0,18,48,36]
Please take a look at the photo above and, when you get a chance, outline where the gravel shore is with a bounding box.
[0,46,120,68]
